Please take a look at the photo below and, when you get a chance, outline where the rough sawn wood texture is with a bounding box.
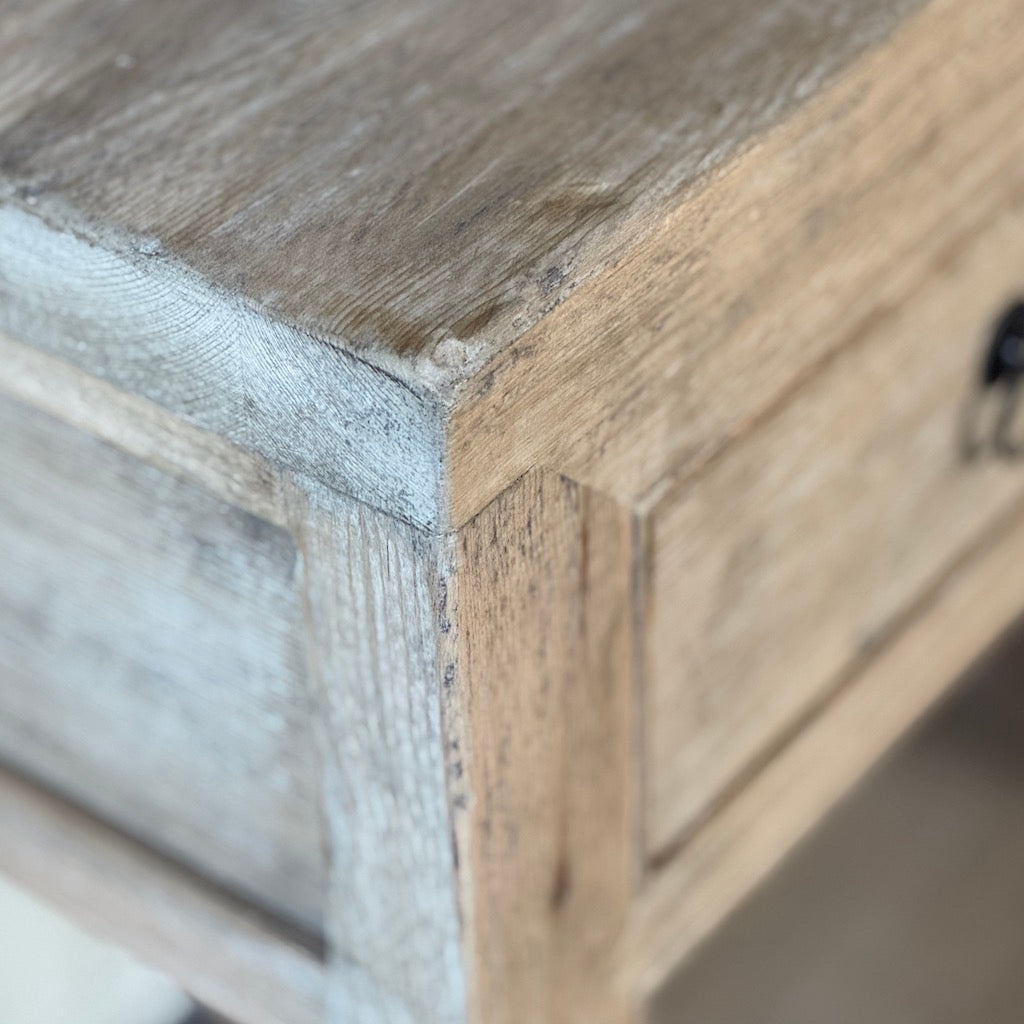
[4,0,1024,1023]
[0,0,920,390]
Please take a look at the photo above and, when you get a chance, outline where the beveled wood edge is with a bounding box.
[9,296,1024,1021]
[0,0,946,539]
[0,760,325,1024]
[447,0,1024,529]
[0,339,465,1022]
[621,494,1024,1008]
[0,328,290,528]
[0,203,446,531]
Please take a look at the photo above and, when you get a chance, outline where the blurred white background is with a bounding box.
[0,876,191,1024]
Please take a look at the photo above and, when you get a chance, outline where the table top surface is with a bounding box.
[0,0,919,395]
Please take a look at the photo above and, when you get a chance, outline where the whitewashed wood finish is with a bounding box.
[0,329,288,528]
[0,0,927,531]
[282,481,465,1024]
[0,206,445,529]
[0,393,326,931]
[2,0,1024,1022]
[0,765,324,1024]
[0,376,466,1021]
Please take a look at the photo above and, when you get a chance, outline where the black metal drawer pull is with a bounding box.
[963,301,1024,459]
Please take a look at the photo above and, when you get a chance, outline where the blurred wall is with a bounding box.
[0,876,191,1024]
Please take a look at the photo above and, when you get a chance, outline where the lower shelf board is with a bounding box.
[627,493,1024,1005]
[0,766,324,1024]
[651,612,1024,1024]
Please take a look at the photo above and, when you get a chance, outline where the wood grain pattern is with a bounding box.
[0,393,326,933]
[283,482,465,1024]
[0,205,445,528]
[626,494,1024,1005]
[449,0,1024,525]
[0,336,465,1021]
[3,0,1024,1020]
[645,182,1024,856]
[0,0,920,391]
[453,471,638,1024]
[0,763,324,1024]
[0,328,288,528]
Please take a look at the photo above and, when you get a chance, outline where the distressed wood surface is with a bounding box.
[449,0,1024,524]
[3,0,1024,1021]
[452,471,637,1024]
[0,348,468,1019]
[0,329,289,527]
[0,0,921,394]
[645,181,1024,857]
[0,763,325,1024]
[282,481,465,1024]
[0,392,326,933]
[0,323,463,1022]
[0,204,445,529]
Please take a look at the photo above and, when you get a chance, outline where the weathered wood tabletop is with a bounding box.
[3,0,1024,1021]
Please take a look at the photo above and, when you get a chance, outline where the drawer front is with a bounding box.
[645,197,1024,857]
[0,395,325,931]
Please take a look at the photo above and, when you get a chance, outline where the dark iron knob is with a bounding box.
[983,301,1024,387]
[962,300,1024,459]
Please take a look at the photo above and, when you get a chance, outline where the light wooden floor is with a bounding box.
[653,617,1024,1024]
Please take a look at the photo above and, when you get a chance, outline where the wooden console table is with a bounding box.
[2,0,1024,1020]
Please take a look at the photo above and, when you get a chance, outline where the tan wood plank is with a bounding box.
[3,1,1023,1020]
[450,0,1024,525]
[3,0,1005,535]
[643,181,1024,857]
[453,470,639,1024]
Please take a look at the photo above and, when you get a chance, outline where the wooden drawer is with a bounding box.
[645,196,1024,857]
[0,393,325,934]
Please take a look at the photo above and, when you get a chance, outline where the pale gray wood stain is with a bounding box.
[0,394,326,933]
[283,480,464,1024]
[0,765,325,1024]
[0,327,465,1022]
[0,329,289,529]
[0,206,445,530]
